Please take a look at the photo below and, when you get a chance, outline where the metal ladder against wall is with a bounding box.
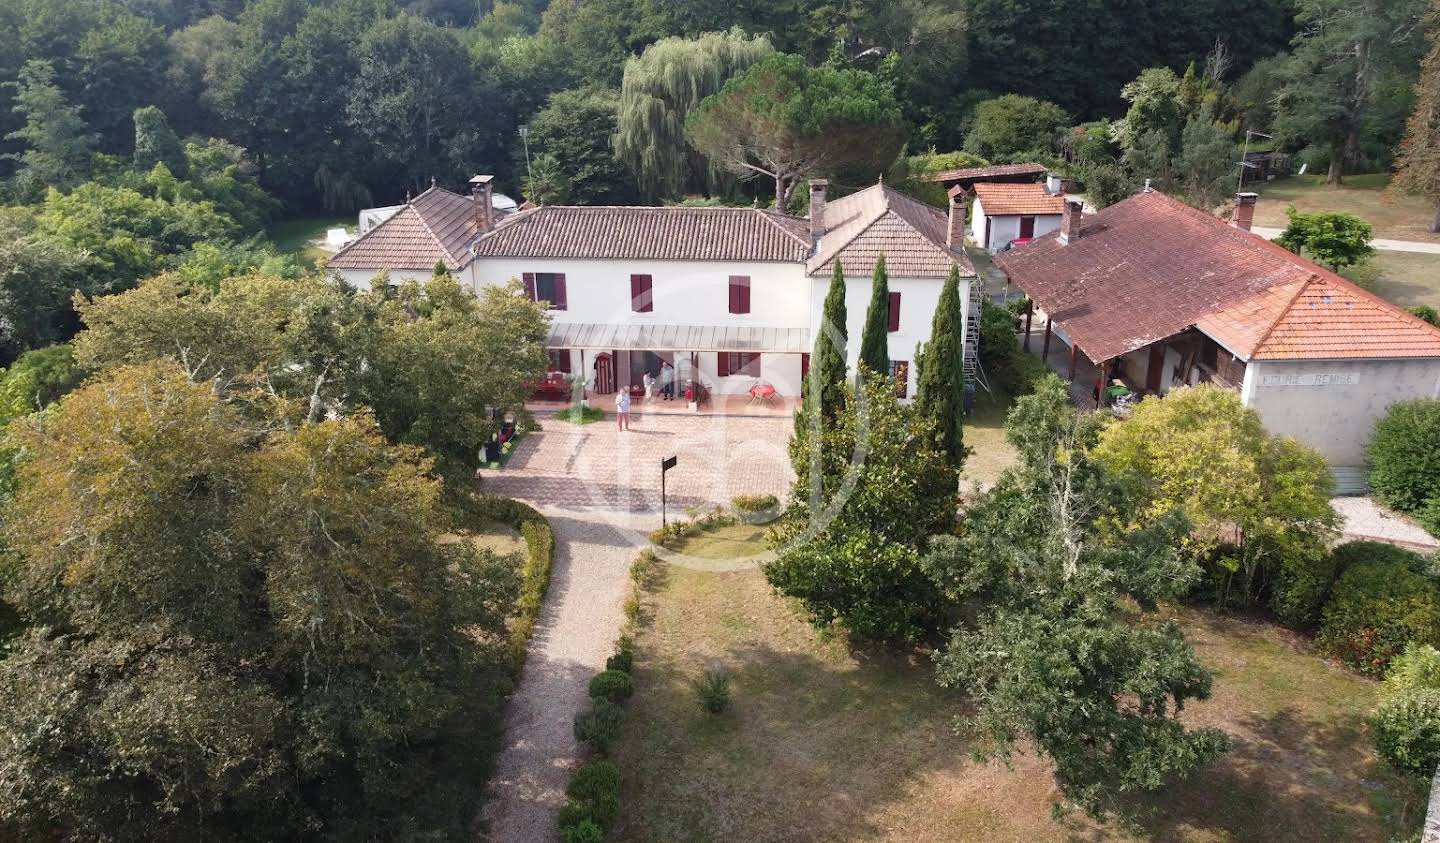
[964,275,991,394]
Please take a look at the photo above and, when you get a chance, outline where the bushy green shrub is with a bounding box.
[1368,399,1440,512]
[1316,547,1440,676]
[1385,643,1440,696]
[732,493,782,523]
[994,351,1051,398]
[566,760,621,829]
[693,668,731,714]
[1417,496,1440,540]
[605,635,634,673]
[1374,688,1440,775]
[1270,541,1359,628]
[573,698,625,754]
[560,818,604,843]
[588,669,635,702]
[469,494,555,673]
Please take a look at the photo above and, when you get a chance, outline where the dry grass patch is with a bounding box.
[1252,174,1439,243]
[613,527,1426,842]
[960,388,1018,490]
[439,520,526,557]
[1366,251,1440,310]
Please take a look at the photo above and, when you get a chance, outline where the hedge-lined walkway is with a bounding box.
[479,413,794,841]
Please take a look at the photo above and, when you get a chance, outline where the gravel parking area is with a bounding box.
[479,412,793,841]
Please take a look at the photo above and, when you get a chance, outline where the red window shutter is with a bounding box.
[717,352,731,377]
[631,274,652,312]
[729,276,750,314]
[559,349,572,373]
[523,272,536,301]
[801,353,810,379]
[553,274,567,310]
[888,292,901,332]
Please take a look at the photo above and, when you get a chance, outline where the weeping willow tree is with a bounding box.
[614,28,773,200]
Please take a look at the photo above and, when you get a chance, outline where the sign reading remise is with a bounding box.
[1258,372,1360,387]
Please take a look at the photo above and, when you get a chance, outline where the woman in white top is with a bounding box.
[642,371,655,402]
[615,387,631,430]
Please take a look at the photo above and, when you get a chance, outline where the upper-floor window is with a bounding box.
[523,272,567,310]
[728,275,751,315]
[631,274,653,313]
[888,292,901,332]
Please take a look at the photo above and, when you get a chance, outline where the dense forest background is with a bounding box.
[0,0,1320,214]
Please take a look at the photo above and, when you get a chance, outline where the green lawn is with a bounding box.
[1366,251,1440,310]
[960,387,1017,491]
[266,215,351,268]
[1253,174,1439,243]
[614,526,1426,842]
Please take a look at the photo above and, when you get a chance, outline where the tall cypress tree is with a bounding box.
[811,260,850,419]
[915,265,966,473]
[858,254,890,377]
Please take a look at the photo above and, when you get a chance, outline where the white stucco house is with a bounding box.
[969,175,1067,253]
[995,189,1440,493]
[328,176,978,401]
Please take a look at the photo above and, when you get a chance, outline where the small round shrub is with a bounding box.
[1373,688,1440,775]
[693,667,731,714]
[606,637,634,674]
[1417,496,1440,541]
[566,760,621,829]
[560,818,604,843]
[573,698,625,754]
[1316,548,1440,677]
[1369,399,1440,512]
[588,669,635,702]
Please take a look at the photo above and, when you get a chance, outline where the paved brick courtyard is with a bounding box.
[479,409,796,512]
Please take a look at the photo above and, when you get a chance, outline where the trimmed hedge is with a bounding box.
[573,698,625,755]
[470,494,555,673]
[1315,544,1440,677]
[560,760,621,834]
[1368,399,1440,513]
[1270,541,1360,629]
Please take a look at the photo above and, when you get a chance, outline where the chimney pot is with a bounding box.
[946,184,966,248]
[470,174,495,233]
[809,179,828,239]
[1046,171,1063,195]
[1233,191,1258,232]
[1143,178,1153,193]
[1058,199,1083,245]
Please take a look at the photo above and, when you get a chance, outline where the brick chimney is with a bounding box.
[469,174,495,232]
[946,184,966,248]
[1058,199,1083,245]
[1233,191,1258,232]
[809,179,828,239]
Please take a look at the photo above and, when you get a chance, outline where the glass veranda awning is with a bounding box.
[546,322,811,353]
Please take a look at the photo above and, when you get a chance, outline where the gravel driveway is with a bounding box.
[479,410,793,841]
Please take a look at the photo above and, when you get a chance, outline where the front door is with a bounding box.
[1019,216,1036,238]
[594,352,614,394]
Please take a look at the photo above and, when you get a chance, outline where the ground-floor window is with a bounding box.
[548,349,572,373]
[890,359,909,398]
[717,351,761,378]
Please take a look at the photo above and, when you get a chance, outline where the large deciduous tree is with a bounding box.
[523,86,636,205]
[964,94,1070,162]
[1392,0,1440,231]
[132,105,187,179]
[926,374,1229,819]
[1092,385,1337,612]
[0,360,520,839]
[685,53,905,209]
[615,28,773,200]
[1275,0,1426,184]
[915,265,966,474]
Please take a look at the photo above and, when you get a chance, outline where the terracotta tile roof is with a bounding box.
[472,205,812,262]
[807,182,975,278]
[921,162,1047,183]
[995,189,1440,362]
[973,182,1066,217]
[329,186,486,271]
